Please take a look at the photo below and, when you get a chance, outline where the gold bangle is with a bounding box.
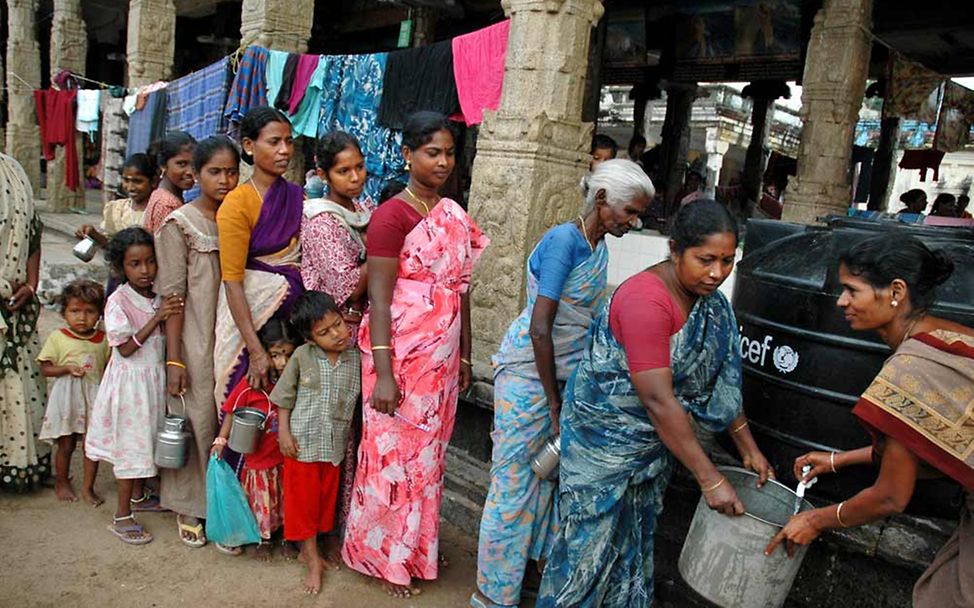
[836,501,848,527]
[701,476,725,493]
[371,345,392,351]
[460,358,472,366]
[166,360,186,369]
[830,451,838,473]
[730,421,748,434]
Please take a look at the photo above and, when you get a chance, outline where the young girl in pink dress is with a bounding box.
[85,228,184,545]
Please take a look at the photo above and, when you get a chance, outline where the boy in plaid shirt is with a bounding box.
[271,291,360,594]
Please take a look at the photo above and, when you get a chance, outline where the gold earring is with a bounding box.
[405,159,411,171]
[891,299,898,307]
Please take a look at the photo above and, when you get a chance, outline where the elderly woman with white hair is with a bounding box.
[472,159,655,608]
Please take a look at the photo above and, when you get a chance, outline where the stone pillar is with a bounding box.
[126,0,176,86]
[741,81,790,218]
[411,7,438,48]
[4,0,42,192]
[631,86,649,139]
[0,51,6,147]
[867,116,899,211]
[581,14,607,124]
[658,82,698,217]
[742,98,770,215]
[467,0,604,372]
[703,127,726,199]
[48,0,87,212]
[782,0,873,224]
[240,0,315,52]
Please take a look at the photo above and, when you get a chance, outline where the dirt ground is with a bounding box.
[0,308,486,608]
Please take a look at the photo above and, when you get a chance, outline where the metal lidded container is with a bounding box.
[73,236,97,262]
[154,395,191,469]
[530,435,561,480]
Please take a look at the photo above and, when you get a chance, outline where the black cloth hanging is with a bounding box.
[379,41,461,129]
[274,53,300,112]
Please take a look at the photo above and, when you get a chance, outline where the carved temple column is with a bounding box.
[240,0,315,52]
[239,0,315,184]
[467,0,604,376]
[741,80,789,218]
[48,0,87,212]
[782,0,873,224]
[659,82,698,217]
[126,0,175,87]
[4,0,42,192]
[867,116,899,211]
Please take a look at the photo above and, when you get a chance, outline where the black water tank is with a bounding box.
[732,217,974,519]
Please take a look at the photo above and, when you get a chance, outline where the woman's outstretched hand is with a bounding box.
[765,510,823,558]
[794,451,837,483]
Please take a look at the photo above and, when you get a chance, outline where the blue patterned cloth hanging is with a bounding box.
[318,53,404,203]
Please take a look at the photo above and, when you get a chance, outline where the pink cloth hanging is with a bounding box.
[451,20,510,126]
[288,54,321,115]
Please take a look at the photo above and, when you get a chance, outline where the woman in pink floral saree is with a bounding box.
[341,112,488,598]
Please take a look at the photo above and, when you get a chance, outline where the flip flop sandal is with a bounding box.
[108,514,153,545]
[214,542,243,556]
[176,514,206,548]
[469,592,515,608]
[130,492,167,512]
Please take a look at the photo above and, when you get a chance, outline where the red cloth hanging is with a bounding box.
[34,89,80,191]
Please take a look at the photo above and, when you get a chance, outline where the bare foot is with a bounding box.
[280,540,300,561]
[81,488,104,507]
[253,541,273,563]
[303,557,323,594]
[379,579,422,599]
[320,553,342,571]
[55,478,78,502]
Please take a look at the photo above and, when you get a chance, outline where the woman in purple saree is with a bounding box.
[215,107,304,402]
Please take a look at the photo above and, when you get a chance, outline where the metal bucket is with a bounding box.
[154,396,191,469]
[227,388,270,454]
[678,466,813,608]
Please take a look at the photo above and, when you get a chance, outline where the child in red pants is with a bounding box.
[270,291,360,594]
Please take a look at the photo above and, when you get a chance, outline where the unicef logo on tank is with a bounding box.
[739,327,800,375]
[772,345,799,374]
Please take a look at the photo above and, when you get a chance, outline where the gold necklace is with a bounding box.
[404,186,432,215]
[897,315,924,349]
[577,215,594,252]
[249,178,264,200]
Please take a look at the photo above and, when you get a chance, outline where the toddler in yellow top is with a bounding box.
[38,279,110,506]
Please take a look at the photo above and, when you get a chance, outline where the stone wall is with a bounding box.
[48,0,87,212]
[239,0,315,52]
[467,0,604,369]
[4,0,42,192]
[782,0,873,224]
[127,0,176,86]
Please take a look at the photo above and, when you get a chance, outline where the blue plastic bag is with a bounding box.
[205,453,260,546]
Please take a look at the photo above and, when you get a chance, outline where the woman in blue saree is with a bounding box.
[474,160,655,608]
[538,200,774,608]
